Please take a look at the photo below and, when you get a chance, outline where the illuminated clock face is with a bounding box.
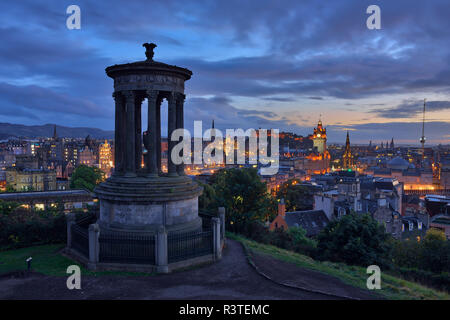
[317,134,321,137]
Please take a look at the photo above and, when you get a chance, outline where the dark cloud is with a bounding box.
[0,82,109,118]
[183,96,300,133]
[307,97,324,100]
[328,121,450,144]
[262,97,296,102]
[0,1,448,143]
[370,100,450,119]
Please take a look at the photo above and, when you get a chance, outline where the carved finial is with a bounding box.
[142,43,157,61]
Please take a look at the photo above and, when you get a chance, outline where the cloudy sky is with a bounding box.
[0,0,449,144]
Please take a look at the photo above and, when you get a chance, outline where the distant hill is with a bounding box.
[0,123,114,139]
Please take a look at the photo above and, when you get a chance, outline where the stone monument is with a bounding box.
[94,43,203,236]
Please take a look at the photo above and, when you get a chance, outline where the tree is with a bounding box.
[1,184,16,193]
[212,168,276,225]
[276,179,313,211]
[316,213,392,267]
[0,200,20,216]
[420,229,449,273]
[70,165,104,192]
[288,226,317,249]
[198,181,217,210]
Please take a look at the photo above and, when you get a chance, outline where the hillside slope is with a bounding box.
[0,123,114,139]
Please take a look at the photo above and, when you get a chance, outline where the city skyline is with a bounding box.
[0,1,449,144]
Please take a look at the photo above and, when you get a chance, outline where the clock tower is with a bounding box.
[312,118,327,154]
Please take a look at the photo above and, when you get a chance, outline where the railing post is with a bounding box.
[211,217,222,260]
[218,207,225,243]
[156,226,169,273]
[66,213,76,250]
[88,223,100,269]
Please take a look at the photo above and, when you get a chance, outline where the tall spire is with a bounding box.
[53,124,57,139]
[344,131,351,154]
[212,119,215,129]
[342,131,353,170]
[420,98,426,155]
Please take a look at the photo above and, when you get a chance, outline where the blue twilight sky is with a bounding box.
[0,0,449,144]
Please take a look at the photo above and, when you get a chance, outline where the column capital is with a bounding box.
[112,91,121,100]
[122,90,135,100]
[146,89,159,101]
[175,92,186,102]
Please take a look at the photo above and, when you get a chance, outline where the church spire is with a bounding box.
[53,124,57,139]
[342,131,353,170]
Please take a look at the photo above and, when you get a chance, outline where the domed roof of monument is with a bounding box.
[105,42,192,80]
[387,157,409,170]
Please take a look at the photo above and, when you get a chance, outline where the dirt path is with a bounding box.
[0,240,377,300]
[248,249,379,300]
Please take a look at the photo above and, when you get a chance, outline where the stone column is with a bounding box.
[146,90,159,177]
[167,92,178,177]
[88,223,100,270]
[66,212,76,250]
[113,92,124,174]
[176,93,185,175]
[135,95,143,172]
[156,226,168,273]
[212,217,222,260]
[156,96,162,174]
[218,207,225,242]
[124,91,136,176]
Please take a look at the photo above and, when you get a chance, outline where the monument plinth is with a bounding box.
[94,43,202,235]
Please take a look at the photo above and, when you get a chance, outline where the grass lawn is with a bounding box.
[0,244,155,277]
[227,232,450,300]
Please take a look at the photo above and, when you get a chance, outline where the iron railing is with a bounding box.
[199,209,217,230]
[71,223,89,258]
[99,231,156,264]
[75,212,97,227]
[167,229,213,264]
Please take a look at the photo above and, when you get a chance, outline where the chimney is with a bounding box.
[278,198,286,217]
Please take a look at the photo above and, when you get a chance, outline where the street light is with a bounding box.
[26,257,32,272]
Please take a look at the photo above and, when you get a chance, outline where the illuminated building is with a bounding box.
[5,167,56,191]
[312,118,327,154]
[78,146,96,166]
[99,139,113,177]
[63,142,79,166]
[366,157,435,191]
[342,131,354,170]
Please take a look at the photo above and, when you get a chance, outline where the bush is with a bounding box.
[228,219,317,256]
[393,267,450,293]
[391,229,450,274]
[213,168,277,225]
[70,165,104,191]
[0,208,68,251]
[316,213,392,268]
